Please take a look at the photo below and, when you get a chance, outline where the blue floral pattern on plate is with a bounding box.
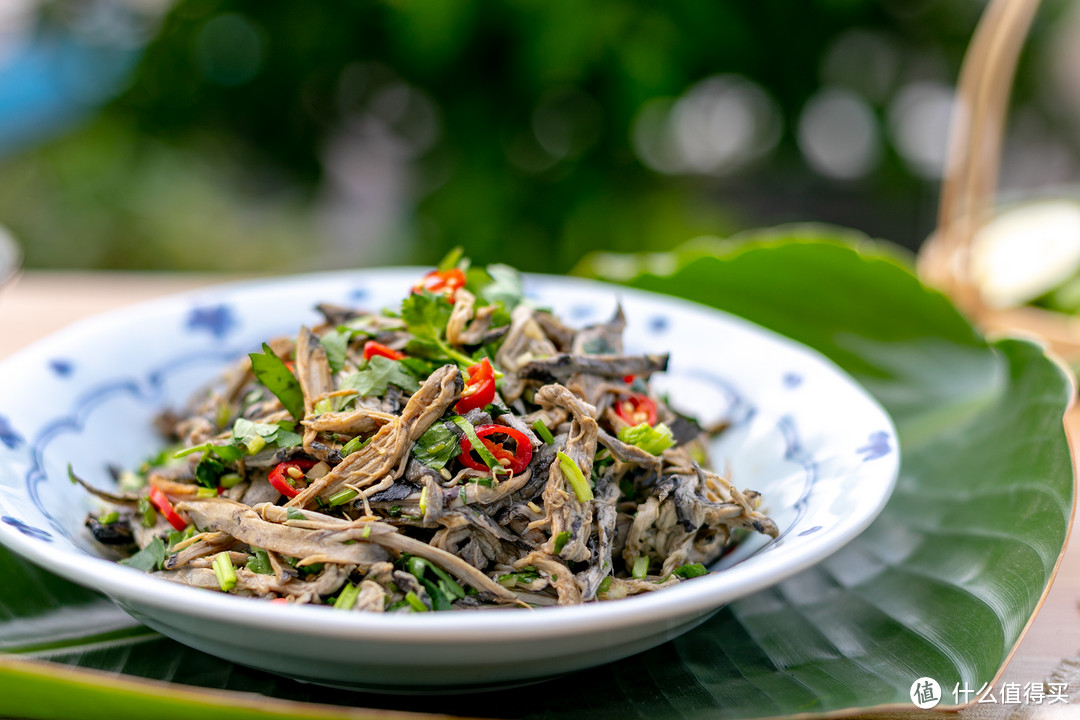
[186,304,238,339]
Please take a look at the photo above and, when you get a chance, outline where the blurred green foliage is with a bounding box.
[2,0,1069,272]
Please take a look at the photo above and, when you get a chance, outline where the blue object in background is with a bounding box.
[0,23,141,157]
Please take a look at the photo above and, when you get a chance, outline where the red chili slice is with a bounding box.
[268,460,317,499]
[413,268,466,301]
[614,393,658,426]
[148,486,187,531]
[363,340,405,361]
[455,357,496,413]
[458,425,533,475]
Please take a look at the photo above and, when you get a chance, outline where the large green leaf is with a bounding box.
[0,228,1072,720]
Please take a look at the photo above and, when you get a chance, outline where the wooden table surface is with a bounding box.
[3,270,1079,719]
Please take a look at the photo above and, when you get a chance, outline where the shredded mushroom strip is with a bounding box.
[77,256,778,612]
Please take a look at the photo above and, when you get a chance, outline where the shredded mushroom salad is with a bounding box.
[74,254,778,612]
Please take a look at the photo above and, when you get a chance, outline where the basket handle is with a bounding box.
[920,0,1042,317]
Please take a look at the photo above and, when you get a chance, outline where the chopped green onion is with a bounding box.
[418,486,429,516]
[313,398,333,415]
[244,434,267,455]
[329,489,359,507]
[553,530,570,554]
[407,556,426,579]
[361,526,372,539]
[673,563,708,579]
[556,451,593,502]
[598,576,613,595]
[404,591,429,612]
[334,583,362,610]
[531,420,555,445]
[632,556,649,579]
[97,511,119,525]
[340,435,369,457]
[212,552,237,592]
[617,422,675,456]
[219,473,243,489]
[451,416,509,475]
[285,507,306,521]
[196,487,218,498]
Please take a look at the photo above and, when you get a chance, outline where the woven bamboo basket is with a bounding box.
[917,0,1080,362]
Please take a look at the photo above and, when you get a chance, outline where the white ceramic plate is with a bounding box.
[0,269,899,691]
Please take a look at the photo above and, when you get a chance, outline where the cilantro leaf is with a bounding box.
[120,536,166,572]
[246,548,275,575]
[273,426,303,449]
[319,329,351,374]
[249,343,305,421]
[195,454,227,489]
[340,356,421,398]
[673,563,709,579]
[231,418,276,454]
[402,291,453,342]
[412,422,461,469]
[401,291,475,366]
[478,264,524,309]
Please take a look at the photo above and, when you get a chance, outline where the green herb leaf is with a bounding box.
[401,290,453,342]
[166,527,196,551]
[231,418,277,453]
[285,508,306,521]
[401,291,477,366]
[136,496,156,528]
[119,537,165,572]
[476,263,524,310]
[194,454,226,489]
[552,530,570,555]
[245,548,274,575]
[411,422,460,470]
[319,329,351,374]
[339,356,420,398]
[249,343,305,421]
[436,246,466,271]
[673,563,708,579]
[616,422,675,456]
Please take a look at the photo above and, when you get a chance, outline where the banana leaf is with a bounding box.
[0,228,1072,720]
